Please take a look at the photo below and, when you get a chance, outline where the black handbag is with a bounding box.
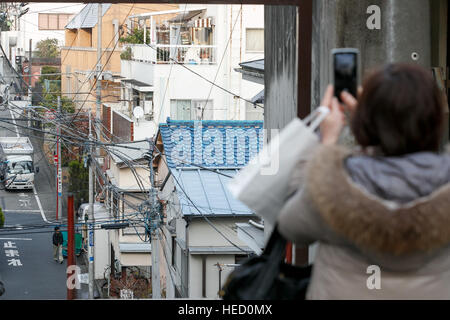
[220,225,312,300]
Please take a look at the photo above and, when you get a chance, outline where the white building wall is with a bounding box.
[189,254,236,299]
[20,3,85,49]
[94,228,109,280]
[188,218,249,247]
[0,3,84,70]
[118,4,265,140]
[188,218,250,299]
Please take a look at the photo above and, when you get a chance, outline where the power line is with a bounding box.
[154,3,188,126]
[201,5,242,120]
[66,4,137,132]
[155,147,248,253]
[139,42,264,110]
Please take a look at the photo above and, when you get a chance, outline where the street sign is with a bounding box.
[89,230,94,247]
[57,168,62,197]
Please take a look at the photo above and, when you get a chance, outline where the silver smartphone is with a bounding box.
[331,48,360,102]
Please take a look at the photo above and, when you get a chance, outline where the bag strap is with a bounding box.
[262,225,287,257]
[303,106,330,131]
[252,225,287,299]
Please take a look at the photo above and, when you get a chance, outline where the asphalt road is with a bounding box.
[0,104,67,299]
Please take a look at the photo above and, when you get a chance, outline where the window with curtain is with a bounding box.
[245,28,264,52]
[170,99,214,120]
[38,13,73,30]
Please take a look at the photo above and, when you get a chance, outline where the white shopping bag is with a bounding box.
[227,106,330,225]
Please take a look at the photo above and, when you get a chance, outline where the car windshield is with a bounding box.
[7,161,33,174]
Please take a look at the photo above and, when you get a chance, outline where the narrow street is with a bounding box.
[0,105,66,299]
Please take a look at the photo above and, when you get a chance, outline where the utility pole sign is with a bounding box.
[57,167,62,197]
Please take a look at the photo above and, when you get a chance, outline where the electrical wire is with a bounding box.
[66,3,136,132]
[201,5,242,120]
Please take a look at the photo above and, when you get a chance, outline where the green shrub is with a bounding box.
[68,160,89,210]
[0,207,4,227]
[120,47,132,60]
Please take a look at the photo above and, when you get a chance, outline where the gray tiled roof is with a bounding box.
[65,3,112,29]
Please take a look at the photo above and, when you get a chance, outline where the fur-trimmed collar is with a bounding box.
[306,145,450,256]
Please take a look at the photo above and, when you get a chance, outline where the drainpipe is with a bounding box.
[185,218,189,298]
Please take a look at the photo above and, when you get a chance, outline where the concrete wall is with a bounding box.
[94,228,109,280]
[311,0,432,109]
[189,254,235,299]
[264,5,298,139]
[188,217,249,247]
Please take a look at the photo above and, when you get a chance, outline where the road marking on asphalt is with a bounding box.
[33,185,48,223]
[3,210,42,213]
[9,108,49,224]
[0,238,32,241]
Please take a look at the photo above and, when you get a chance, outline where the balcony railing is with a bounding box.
[124,44,216,65]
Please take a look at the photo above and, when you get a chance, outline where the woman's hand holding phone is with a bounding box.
[319,85,359,145]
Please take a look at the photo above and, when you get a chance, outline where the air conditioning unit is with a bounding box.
[102,71,113,81]
[95,157,104,166]
[144,100,152,114]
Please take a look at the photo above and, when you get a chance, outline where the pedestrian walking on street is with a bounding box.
[277,63,450,299]
[52,226,64,264]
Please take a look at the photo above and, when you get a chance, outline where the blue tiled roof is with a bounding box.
[159,119,264,169]
[174,168,254,216]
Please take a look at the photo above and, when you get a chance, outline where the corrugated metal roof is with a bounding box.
[236,222,265,255]
[251,89,264,104]
[121,79,152,87]
[65,3,112,29]
[168,9,204,22]
[107,140,150,165]
[189,246,253,254]
[239,59,264,73]
[159,119,264,169]
[119,243,152,253]
[174,168,254,217]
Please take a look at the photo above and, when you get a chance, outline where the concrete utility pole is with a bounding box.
[88,112,94,299]
[151,229,161,299]
[57,96,62,220]
[148,140,160,299]
[96,3,102,151]
[27,39,32,127]
[87,3,103,300]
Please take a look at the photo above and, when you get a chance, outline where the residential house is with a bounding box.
[106,5,264,142]
[0,3,85,93]
[0,3,85,67]
[233,58,265,253]
[103,140,153,297]
[234,58,264,121]
[61,3,178,115]
[153,119,263,298]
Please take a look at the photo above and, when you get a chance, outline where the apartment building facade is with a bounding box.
[60,3,179,115]
[107,4,264,142]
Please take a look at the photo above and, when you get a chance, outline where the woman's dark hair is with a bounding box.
[351,63,445,156]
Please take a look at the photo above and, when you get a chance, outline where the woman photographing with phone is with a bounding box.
[277,63,450,299]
